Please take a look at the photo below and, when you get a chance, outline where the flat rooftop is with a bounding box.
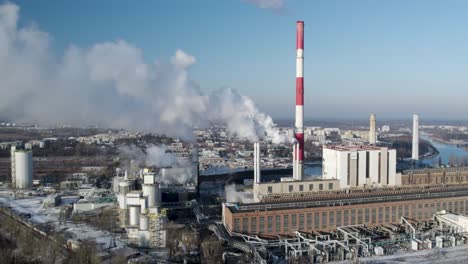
[323,144,391,152]
[226,185,468,213]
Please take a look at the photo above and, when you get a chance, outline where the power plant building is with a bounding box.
[322,145,398,189]
[222,21,468,239]
[223,167,468,236]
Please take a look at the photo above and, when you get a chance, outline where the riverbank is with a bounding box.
[419,147,440,161]
[426,134,466,147]
[421,133,468,166]
[380,135,439,161]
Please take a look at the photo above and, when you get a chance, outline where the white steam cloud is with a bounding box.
[118,145,190,168]
[118,144,194,184]
[225,184,254,204]
[145,145,183,167]
[0,3,285,143]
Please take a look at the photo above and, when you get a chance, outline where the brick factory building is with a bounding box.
[223,167,468,236]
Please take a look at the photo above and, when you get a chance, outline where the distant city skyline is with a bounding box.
[6,0,468,121]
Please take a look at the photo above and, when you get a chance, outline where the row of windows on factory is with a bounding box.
[267,183,334,194]
[401,175,468,185]
[233,199,468,234]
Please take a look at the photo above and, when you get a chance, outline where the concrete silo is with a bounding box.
[14,150,33,189]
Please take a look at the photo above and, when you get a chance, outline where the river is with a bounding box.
[201,136,468,177]
[421,134,468,166]
[201,163,323,177]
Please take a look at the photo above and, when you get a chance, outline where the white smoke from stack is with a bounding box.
[0,3,284,143]
[225,184,254,203]
[118,144,193,184]
[208,88,287,143]
[145,145,184,167]
[119,144,189,168]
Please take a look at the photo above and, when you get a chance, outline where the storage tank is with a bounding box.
[129,206,140,227]
[140,197,147,211]
[139,216,149,231]
[143,184,156,208]
[14,150,33,189]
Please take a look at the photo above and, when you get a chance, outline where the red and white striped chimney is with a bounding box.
[294,21,304,181]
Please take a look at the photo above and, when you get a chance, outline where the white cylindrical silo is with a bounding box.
[140,197,148,211]
[142,184,156,208]
[139,216,149,231]
[15,151,33,189]
[129,206,140,227]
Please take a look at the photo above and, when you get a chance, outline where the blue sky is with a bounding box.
[10,0,468,120]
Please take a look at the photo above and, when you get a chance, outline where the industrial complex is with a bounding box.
[1,20,468,264]
[220,21,468,262]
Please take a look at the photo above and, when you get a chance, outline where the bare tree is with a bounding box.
[67,239,100,264]
[201,237,223,264]
[166,221,182,259]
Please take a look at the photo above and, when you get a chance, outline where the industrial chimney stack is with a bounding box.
[294,21,305,181]
[412,114,419,160]
[369,113,376,145]
[254,142,261,184]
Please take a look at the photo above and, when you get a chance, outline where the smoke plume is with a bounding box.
[119,144,185,167]
[225,184,254,203]
[118,144,194,184]
[0,3,285,143]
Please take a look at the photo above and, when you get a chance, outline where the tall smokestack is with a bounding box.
[294,21,305,181]
[412,114,419,160]
[254,142,261,184]
[369,113,376,145]
[292,141,298,180]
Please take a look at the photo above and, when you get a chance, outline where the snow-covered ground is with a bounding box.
[0,192,125,249]
[0,194,58,223]
[335,244,468,264]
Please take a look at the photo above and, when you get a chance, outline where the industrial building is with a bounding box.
[114,169,167,248]
[322,145,398,189]
[113,150,199,248]
[223,209,468,262]
[253,142,340,202]
[10,146,33,189]
[224,167,468,236]
[222,21,468,244]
